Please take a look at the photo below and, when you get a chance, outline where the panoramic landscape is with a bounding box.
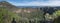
[0,0,60,23]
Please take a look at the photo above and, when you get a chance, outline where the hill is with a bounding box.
[0,1,18,11]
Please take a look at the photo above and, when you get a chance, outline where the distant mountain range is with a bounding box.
[17,6,60,8]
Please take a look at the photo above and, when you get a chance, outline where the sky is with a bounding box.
[3,0,60,6]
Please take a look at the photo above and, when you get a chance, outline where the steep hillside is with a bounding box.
[0,1,18,11]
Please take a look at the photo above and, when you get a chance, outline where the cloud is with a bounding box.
[8,0,60,6]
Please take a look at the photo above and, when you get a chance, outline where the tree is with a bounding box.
[53,10,60,23]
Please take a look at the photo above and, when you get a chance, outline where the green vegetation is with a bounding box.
[0,7,21,23]
[29,11,44,19]
[53,10,60,23]
[0,7,3,23]
[1,7,60,23]
[55,10,60,16]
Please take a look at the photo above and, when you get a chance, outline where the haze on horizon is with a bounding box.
[1,0,60,6]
